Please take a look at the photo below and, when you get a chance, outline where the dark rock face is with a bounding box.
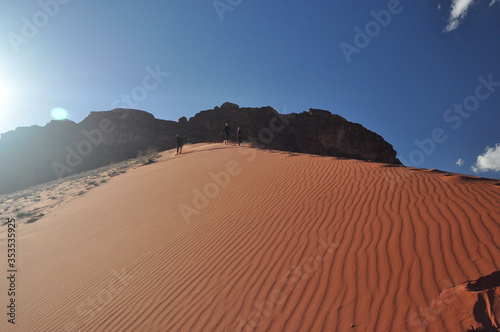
[0,104,400,194]
[187,106,400,165]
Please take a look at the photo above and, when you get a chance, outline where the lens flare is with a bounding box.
[51,107,68,120]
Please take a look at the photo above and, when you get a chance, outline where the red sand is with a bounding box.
[1,143,498,331]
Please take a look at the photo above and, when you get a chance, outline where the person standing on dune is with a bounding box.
[175,134,184,155]
[237,127,243,146]
[222,123,231,144]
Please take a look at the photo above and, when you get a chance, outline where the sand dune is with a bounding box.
[0,143,498,331]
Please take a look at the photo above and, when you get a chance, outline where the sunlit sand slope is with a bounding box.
[1,143,498,331]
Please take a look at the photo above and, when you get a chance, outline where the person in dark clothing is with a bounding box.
[175,134,184,154]
[237,127,243,146]
[222,123,231,144]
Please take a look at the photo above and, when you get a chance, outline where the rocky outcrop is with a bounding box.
[187,104,400,164]
[0,103,400,194]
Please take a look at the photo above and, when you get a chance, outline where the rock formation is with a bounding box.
[0,103,400,195]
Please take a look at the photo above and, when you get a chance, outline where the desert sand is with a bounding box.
[0,143,498,331]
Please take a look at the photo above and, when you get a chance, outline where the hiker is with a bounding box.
[222,123,231,144]
[175,134,184,154]
[237,127,243,146]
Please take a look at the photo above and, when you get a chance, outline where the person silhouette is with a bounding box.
[175,134,184,154]
[237,127,243,146]
[222,123,231,144]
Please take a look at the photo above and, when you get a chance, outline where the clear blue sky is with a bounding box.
[0,0,499,177]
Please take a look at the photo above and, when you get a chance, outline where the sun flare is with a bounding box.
[51,107,69,120]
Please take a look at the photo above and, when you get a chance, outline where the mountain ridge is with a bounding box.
[0,103,401,195]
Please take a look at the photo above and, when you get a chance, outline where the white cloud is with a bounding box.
[471,143,500,173]
[444,0,476,32]
[456,158,464,166]
[444,0,499,32]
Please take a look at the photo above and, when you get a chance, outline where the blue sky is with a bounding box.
[0,0,499,178]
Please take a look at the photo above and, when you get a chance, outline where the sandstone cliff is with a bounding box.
[0,103,400,194]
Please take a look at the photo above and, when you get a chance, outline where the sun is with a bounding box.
[51,107,69,120]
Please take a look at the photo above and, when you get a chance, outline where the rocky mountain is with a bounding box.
[0,103,401,195]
